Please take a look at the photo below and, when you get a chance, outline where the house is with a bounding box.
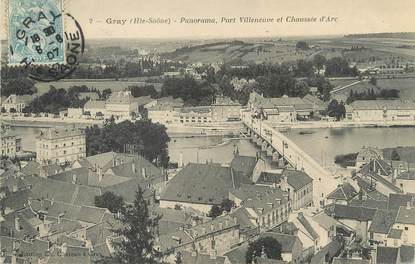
[211,96,241,122]
[248,91,314,122]
[176,106,212,124]
[260,232,304,264]
[68,152,165,204]
[147,97,184,125]
[105,91,138,120]
[375,245,415,264]
[281,169,313,210]
[368,209,398,246]
[326,183,358,205]
[327,204,377,241]
[2,94,34,112]
[332,258,370,264]
[0,127,21,158]
[391,206,415,245]
[83,100,106,117]
[345,100,415,122]
[229,184,290,232]
[156,215,240,262]
[160,163,234,213]
[36,126,86,165]
[302,94,327,114]
[229,154,258,186]
[287,210,336,258]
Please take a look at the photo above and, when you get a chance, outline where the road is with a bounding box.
[242,112,339,207]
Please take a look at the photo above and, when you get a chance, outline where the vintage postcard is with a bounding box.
[1,0,415,263]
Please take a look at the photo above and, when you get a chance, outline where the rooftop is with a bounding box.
[283,169,313,191]
[37,127,84,140]
[368,209,398,234]
[161,163,234,205]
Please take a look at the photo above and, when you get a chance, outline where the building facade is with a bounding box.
[346,100,415,122]
[211,96,241,122]
[105,91,138,120]
[2,94,34,113]
[0,128,21,157]
[36,127,86,165]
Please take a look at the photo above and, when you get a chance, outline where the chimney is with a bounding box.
[219,222,223,229]
[14,217,21,231]
[407,201,411,209]
[141,167,146,178]
[210,223,215,232]
[132,163,136,173]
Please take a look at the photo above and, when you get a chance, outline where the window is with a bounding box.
[405,227,409,231]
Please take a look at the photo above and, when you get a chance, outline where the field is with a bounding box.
[163,40,321,64]
[330,77,415,102]
[34,79,163,95]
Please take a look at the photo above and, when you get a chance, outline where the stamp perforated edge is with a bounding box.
[5,0,67,66]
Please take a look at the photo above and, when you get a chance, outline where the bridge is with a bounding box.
[241,111,338,207]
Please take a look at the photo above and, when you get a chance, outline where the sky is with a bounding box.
[2,0,415,39]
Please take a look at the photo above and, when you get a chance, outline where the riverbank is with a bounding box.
[271,120,415,130]
[1,116,103,128]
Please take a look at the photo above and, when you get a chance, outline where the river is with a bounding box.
[9,126,415,168]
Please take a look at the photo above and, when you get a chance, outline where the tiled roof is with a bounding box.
[161,163,234,205]
[188,215,238,240]
[331,204,377,222]
[387,228,403,239]
[350,100,415,111]
[332,258,370,264]
[181,251,226,264]
[230,207,259,238]
[327,183,358,201]
[37,127,84,140]
[349,198,388,210]
[224,243,249,264]
[297,213,319,240]
[230,155,257,175]
[283,169,313,191]
[312,211,337,232]
[26,176,100,206]
[257,171,283,185]
[400,245,415,264]
[132,95,156,106]
[368,209,398,234]
[84,100,105,109]
[260,232,301,253]
[388,193,415,210]
[396,206,415,225]
[376,246,399,264]
[310,239,342,264]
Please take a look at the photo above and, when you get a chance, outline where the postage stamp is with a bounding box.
[8,0,65,65]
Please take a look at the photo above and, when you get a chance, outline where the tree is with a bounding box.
[112,185,162,264]
[208,199,235,218]
[101,88,112,100]
[296,41,309,50]
[129,85,158,98]
[245,237,282,264]
[290,81,310,97]
[391,150,400,161]
[220,199,235,213]
[313,54,327,75]
[85,119,170,168]
[95,191,125,213]
[327,99,346,121]
[2,78,37,97]
[208,205,223,219]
